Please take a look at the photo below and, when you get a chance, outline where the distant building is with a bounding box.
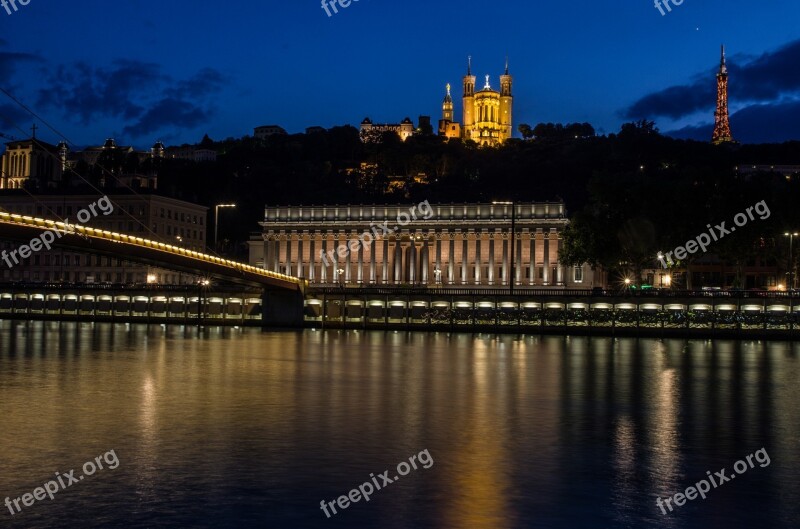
[438,57,514,146]
[305,126,327,135]
[254,125,288,140]
[165,145,217,163]
[0,193,208,285]
[0,138,64,189]
[360,117,415,142]
[461,58,513,146]
[249,202,597,288]
[437,84,462,140]
[737,164,800,179]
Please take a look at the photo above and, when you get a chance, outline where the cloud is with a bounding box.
[37,60,166,125]
[123,97,212,137]
[35,60,227,140]
[0,50,43,80]
[667,100,800,144]
[625,39,800,121]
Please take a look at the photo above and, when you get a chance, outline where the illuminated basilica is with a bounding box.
[439,58,513,147]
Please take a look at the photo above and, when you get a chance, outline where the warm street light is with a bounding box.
[214,203,237,250]
[492,201,515,294]
[784,232,799,292]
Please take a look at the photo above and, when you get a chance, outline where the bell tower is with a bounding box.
[462,56,476,140]
[499,57,513,142]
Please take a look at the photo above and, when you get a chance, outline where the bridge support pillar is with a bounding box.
[261,288,305,328]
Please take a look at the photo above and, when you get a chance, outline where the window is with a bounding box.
[160,208,165,218]
[574,266,584,283]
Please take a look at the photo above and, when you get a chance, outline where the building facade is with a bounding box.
[462,58,513,146]
[360,117,415,142]
[0,194,208,284]
[250,202,598,288]
[254,125,288,140]
[0,138,63,189]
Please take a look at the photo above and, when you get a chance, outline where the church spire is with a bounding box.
[505,55,509,75]
[467,55,472,75]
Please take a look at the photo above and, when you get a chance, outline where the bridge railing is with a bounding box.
[0,212,304,287]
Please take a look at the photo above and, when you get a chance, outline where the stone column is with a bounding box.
[370,238,377,284]
[502,234,508,286]
[382,237,389,284]
[286,232,293,276]
[264,235,275,271]
[394,238,403,284]
[296,233,304,278]
[273,237,280,273]
[309,233,316,283]
[421,234,429,284]
[555,231,564,285]
[543,230,550,286]
[461,234,468,284]
[320,233,328,283]
[357,235,364,284]
[529,232,535,286]
[474,233,482,285]
[448,233,455,284]
[488,233,496,285]
[344,232,353,284]
[409,240,417,284]
[435,232,442,283]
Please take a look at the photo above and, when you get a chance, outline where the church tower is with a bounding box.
[499,57,513,142]
[712,45,735,144]
[462,56,476,140]
[442,83,454,122]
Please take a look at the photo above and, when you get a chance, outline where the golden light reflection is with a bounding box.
[442,336,512,529]
[649,341,681,498]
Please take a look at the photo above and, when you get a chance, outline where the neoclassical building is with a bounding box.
[249,202,597,288]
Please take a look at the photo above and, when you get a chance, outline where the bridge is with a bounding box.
[0,212,307,326]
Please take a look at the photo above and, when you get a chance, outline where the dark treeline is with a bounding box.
[31,121,800,270]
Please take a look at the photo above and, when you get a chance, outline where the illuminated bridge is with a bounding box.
[0,212,307,326]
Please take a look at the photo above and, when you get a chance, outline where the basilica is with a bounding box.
[439,58,514,147]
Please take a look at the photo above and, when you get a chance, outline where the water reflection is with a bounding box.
[0,321,798,529]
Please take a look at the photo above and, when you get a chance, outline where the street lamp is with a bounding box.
[785,232,799,292]
[492,201,515,294]
[214,203,236,250]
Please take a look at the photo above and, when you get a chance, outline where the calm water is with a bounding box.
[0,321,798,529]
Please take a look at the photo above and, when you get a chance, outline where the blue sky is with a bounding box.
[1,0,800,146]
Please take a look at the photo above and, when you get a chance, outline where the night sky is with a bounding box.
[1,0,799,147]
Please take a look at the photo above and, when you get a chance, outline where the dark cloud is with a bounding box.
[166,68,227,100]
[35,60,227,140]
[0,50,43,80]
[37,60,165,124]
[123,97,212,137]
[667,100,800,144]
[625,39,800,121]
